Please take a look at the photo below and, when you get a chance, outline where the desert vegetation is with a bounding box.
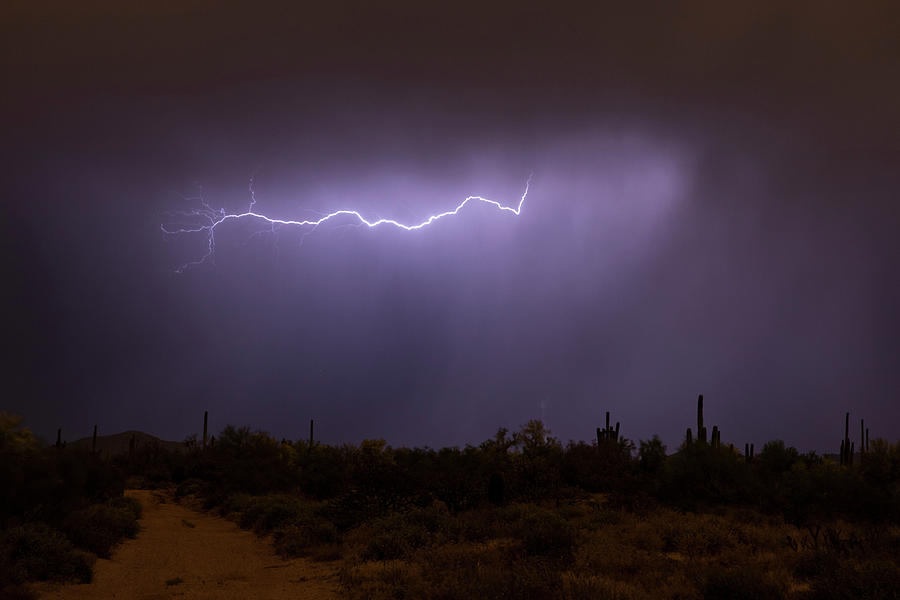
[0,414,141,599]
[3,398,900,599]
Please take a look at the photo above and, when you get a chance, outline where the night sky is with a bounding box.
[3,2,898,451]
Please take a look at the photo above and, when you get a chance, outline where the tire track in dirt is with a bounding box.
[34,490,341,600]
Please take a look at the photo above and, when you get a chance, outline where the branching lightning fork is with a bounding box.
[161,175,532,272]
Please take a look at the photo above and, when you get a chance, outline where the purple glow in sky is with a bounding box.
[3,2,897,450]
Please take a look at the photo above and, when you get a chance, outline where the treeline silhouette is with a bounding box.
[164,418,898,529]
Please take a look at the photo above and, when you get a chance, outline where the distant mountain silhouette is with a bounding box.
[68,430,186,456]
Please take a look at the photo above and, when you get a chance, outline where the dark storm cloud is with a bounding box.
[2,1,897,450]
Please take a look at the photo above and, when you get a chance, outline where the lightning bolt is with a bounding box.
[162,175,532,273]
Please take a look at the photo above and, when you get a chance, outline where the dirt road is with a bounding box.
[35,490,341,600]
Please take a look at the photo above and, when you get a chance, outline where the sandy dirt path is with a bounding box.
[35,490,341,600]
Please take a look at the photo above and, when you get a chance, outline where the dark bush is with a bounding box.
[174,478,205,499]
[320,492,394,532]
[454,509,495,542]
[494,504,576,559]
[1,523,95,583]
[416,545,561,600]
[805,558,900,600]
[703,566,786,600]
[218,492,253,516]
[517,508,576,559]
[238,494,310,532]
[639,436,667,474]
[661,443,749,509]
[273,517,339,557]
[363,521,429,561]
[63,503,139,558]
[107,495,142,520]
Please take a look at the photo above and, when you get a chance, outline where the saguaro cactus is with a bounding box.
[56,428,62,449]
[686,427,693,445]
[309,419,315,449]
[597,412,621,445]
[840,412,853,467]
[203,410,209,451]
[697,395,705,442]
[92,425,97,454]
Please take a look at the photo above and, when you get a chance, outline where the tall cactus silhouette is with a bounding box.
[597,411,621,445]
[697,395,705,443]
[841,412,852,467]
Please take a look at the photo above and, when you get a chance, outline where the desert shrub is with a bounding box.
[804,557,900,600]
[320,491,397,532]
[1,523,95,583]
[661,443,749,509]
[107,495,142,520]
[2,446,126,526]
[359,503,454,560]
[218,492,253,516]
[454,507,504,542]
[793,550,841,579]
[639,436,667,475]
[63,503,139,558]
[238,494,311,532]
[340,559,421,600]
[363,520,430,561]
[499,504,576,559]
[575,516,675,588]
[559,572,642,600]
[296,444,353,499]
[174,478,205,499]
[702,566,786,600]
[419,544,560,600]
[203,426,299,496]
[0,583,35,600]
[342,543,564,600]
[758,441,800,479]
[660,513,739,559]
[273,517,339,557]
